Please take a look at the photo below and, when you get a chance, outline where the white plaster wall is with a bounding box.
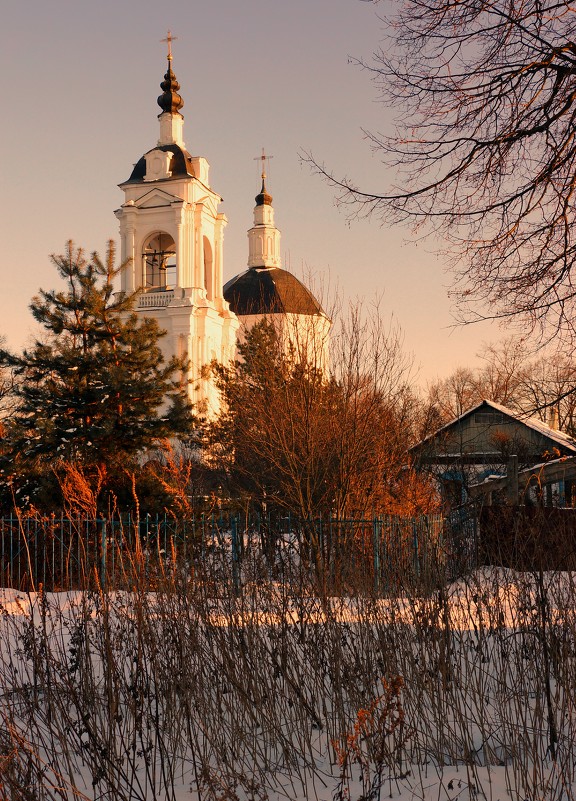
[235,312,331,375]
[116,160,237,416]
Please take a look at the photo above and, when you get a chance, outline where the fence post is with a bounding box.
[11,513,16,588]
[231,516,240,596]
[100,519,107,590]
[373,518,381,595]
[413,520,420,579]
[507,453,519,505]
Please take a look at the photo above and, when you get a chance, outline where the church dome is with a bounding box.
[255,176,273,207]
[125,144,195,183]
[227,164,326,318]
[157,62,184,114]
[224,267,325,316]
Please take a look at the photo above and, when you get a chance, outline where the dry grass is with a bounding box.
[1,530,576,800]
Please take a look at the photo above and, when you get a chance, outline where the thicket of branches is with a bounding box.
[311,1,576,337]
[206,312,436,522]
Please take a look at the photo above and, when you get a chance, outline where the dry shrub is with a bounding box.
[142,441,195,517]
[53,460,107,518]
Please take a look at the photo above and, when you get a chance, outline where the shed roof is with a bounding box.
[412,399,576,456]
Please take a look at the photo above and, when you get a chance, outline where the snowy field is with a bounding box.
[1,565,575,800]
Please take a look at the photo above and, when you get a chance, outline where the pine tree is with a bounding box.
[0,242,193,495]
[207,319,330,518]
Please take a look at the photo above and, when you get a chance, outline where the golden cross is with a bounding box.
[254,147,273,180]
[161,31,177,61]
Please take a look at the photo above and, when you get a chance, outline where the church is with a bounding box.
[115,40,329,413]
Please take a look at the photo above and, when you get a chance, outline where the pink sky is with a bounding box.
[0,0,503,384]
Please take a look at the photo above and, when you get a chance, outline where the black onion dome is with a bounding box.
[157,62,184,114]
[224,268,325,316]
[125,144,195,183]
[255,177,273,207]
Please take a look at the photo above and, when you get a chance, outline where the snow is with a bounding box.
[1,569,575,800]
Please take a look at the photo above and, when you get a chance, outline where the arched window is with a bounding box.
[142,232,176,290]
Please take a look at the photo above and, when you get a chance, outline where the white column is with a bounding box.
[215,213,227,301]
[175,220,183,289]
[194,203,205,290]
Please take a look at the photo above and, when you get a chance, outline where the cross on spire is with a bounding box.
[254,148,273,180]
[254,149,274,207]
[161,30,178,61]
[157,31,183,116]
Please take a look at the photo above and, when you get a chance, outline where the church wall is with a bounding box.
[116,184,237,414]
[235,312,330,375]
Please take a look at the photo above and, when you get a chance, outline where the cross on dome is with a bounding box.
[254,148,273,206]
[254,148,273,181]
[161,31,178,61]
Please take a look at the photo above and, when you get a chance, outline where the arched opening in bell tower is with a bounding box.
[142,232,177,290]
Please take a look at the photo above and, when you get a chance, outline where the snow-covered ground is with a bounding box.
[1,567,575,800]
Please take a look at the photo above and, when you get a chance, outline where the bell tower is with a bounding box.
[115,33,238,413]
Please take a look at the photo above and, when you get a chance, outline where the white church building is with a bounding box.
[115,42,329,412]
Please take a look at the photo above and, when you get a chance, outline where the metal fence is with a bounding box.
[0,512,469,595]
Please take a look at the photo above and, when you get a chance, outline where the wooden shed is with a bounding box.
[411,400,576,507]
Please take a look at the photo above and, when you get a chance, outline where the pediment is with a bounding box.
[134,188,182,209]
[195,193,220,217]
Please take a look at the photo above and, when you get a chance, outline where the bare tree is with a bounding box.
[476,337,529,407]
[425,367,483,429]
[420,336,576,440]
[206,306,434,522]
[309,2,576,336]
[515,353,576,435]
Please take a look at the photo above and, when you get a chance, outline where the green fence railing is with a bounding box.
[0,512,464,594]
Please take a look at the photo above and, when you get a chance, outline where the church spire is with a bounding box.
[255,175,273,207]
[255,150,273,207]
[248,150,281,270]
[157,32,183,114]
[157,32,185,147]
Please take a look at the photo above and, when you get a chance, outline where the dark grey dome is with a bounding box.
[224,268,325,316]
[255,176,273,207]
[157,62,184,114]
[125,144,195,183]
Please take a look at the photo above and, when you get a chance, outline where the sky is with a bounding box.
[0,0,505,385]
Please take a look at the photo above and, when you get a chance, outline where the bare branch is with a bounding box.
[309,1,576,335]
